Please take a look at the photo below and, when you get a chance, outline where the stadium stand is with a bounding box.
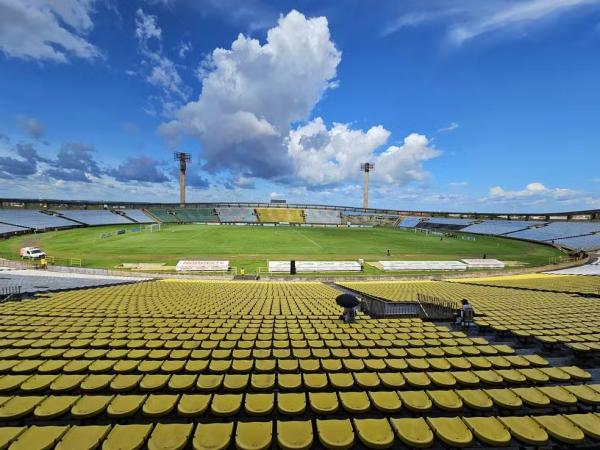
[256,208,304,223]
[341,280,600,353]
[120,209,156,223]
[146,208,179,223]
[545,234,600,251]
[461,220,546,235]
[0,209,78,230]
[425,217,475,226]
[146,208,219,223]
[458,274,600,295]
[506,221,600,241]
[0,223,29,236]
[398,216,423,228]
[56,209,134,225]
[170,208,219,223]
[216,207,258,223]
[0,280,598,449]
[303,209,342,225]
[548,258,600,275]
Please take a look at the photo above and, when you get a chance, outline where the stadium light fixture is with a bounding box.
[174,152,191,207]
[360,162,374,209]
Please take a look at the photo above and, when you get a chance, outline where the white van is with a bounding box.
[19,247,46,259]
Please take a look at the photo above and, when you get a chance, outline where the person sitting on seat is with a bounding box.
[455,299,474,326]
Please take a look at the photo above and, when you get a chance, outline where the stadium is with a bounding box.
[0,197,599,449]
[1,2,600,449]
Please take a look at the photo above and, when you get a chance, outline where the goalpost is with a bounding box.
[146,223,162,233]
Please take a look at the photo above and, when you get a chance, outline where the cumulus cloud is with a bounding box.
[16,115,45,139]
[0,0,100,62]
[134,8,189,116]
[160,10,342,179]
[485,182,579,202]
[45,142,102,183]
[288,117,441,186]
[0,143,42,178]
[110,155,170,183]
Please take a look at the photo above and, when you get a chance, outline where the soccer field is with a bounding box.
[0,224,564,274]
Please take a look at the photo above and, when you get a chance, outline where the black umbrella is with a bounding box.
[336,293,360,308]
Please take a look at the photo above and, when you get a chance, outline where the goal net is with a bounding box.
[145,223,161,233]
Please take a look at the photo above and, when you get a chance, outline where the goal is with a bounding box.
[145,223,162,233]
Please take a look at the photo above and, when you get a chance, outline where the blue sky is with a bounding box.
[0,0,599,212]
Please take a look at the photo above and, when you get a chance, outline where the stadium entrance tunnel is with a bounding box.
[335,284,458,320]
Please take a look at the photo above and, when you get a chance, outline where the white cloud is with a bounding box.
[177,40,192,58]
[134,8,188,116]
[437,122,459,133]
[159,10,341,179]
[385,0,600,45]
[450,0,600,45]
[485,182,579,202]
[449,181,468,187]
[288,117,441,186]
[0,0,100,62]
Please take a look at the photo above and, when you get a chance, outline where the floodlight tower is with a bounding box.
[360,162,374,209]
[174,152,191,207]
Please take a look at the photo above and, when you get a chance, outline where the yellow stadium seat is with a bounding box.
[196,374,224,391]
[511,387,551,407]
[147,423,193,450]
[211,394,242,417]
[278,374,302,390]
[251,374,275,391]
[177,394,211,417]
[235,421,272,450]
[564,384,600,405]
[107,394,146,418]
[142,394,179,417]
[533,415,585,444]
[316,419,354,450]
[0,426,26,450]
[537,386,577,406]
[110,374,142,392]
[427,417,473,447]
[0,395,44,420]
[463,417,511,447]
[368,390,402,413]
[192,422,233,450]
[398,391,432,413]
[140,374,170,392]
[102,424,153,450]
[277,392,306,416]
[20,375,59,392]
[353,418,394,449]
[309,392,339,414]
[50,374,86,392]
[277,420,313,450]
[71,395,113,419]
[8,425,69,450]
[427,390,463,411]
[34,395,80,419]
[55,425,111,450]
[565,413,600,440]
[499,416,548,445]
[390,417,433,448]
[485,388,523,409]
[245,393,274,416]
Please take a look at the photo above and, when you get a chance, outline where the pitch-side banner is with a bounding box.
[175,260,229,272]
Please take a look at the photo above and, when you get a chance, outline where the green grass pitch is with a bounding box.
[0,224,564,275]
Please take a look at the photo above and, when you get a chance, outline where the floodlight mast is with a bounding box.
[360,162,374,209]
[174,152,191,207]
